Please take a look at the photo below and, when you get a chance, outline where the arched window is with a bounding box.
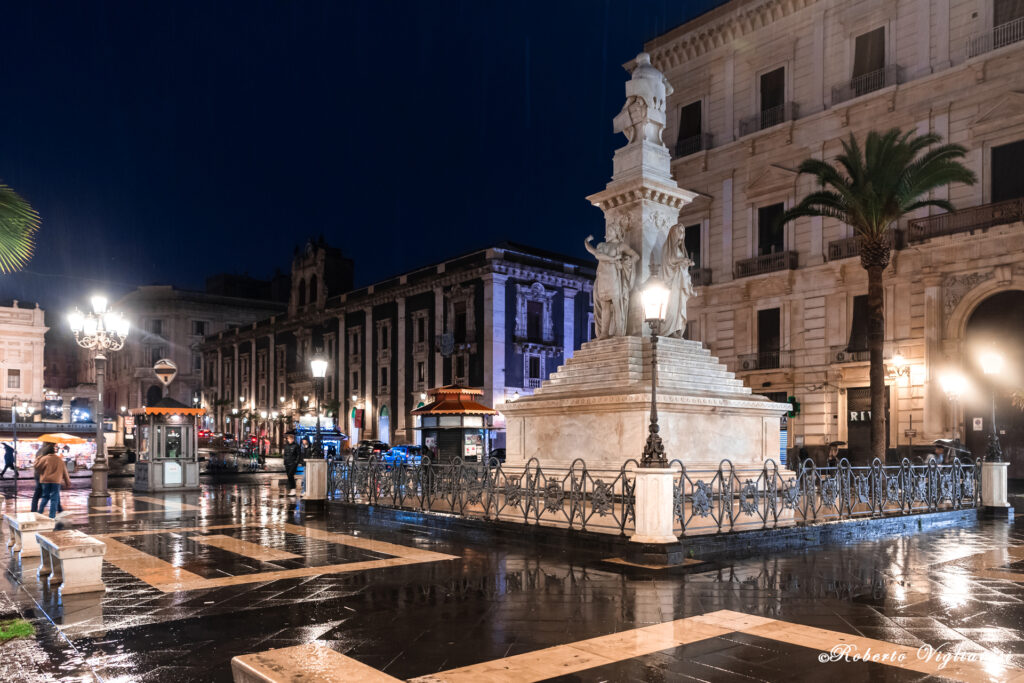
[297,278,306,307]
[145,385,163,407]
[309,274,318,303]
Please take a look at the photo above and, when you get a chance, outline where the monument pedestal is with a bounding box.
[502,337,790,472]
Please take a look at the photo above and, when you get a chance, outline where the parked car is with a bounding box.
[353,440,390,460]
[383,445,424,466]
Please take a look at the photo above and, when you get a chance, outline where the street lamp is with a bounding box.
[939,372,967,441]
[639,275,670,468]
[888,352,910,381]
[68,294,129,503]
[980,349,1004,462]
[310,352,328,459]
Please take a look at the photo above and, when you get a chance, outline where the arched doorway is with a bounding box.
[379,405,390,446]
[963,290,1024,473]
[145,385,163,407]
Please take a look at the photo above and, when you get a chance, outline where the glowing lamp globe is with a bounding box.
[980,350,1004,376]
[310,354,328,379]
[640,276,670,323]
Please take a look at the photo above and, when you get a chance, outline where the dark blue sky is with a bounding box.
[1,1,723,311]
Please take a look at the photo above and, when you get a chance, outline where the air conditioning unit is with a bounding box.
[835,351,847,362]
[741,359,756,370]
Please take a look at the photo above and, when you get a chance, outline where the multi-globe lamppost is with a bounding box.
[639,276,670,468]
[310,353,328,459]
[68,295,129,503]
[980,349,1004,462]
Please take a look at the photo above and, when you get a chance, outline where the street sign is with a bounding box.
[973,417,984,431]
[904,429,917,438]
[154,358,178,387]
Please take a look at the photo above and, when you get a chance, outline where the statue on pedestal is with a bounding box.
[585,220,639,339]
[660,223,695,339]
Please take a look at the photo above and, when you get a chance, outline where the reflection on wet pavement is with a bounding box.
[2,476,1024,682]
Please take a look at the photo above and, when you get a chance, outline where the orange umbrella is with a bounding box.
[37,433,87,445]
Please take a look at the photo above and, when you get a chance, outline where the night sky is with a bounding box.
[1,1,723,313]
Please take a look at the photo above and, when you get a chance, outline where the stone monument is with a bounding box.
[502,53,789,473]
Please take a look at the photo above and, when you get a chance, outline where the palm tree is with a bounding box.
[781,129,976,464]
[0,182,40,273]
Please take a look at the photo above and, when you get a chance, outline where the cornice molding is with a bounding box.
[648,0,819,71]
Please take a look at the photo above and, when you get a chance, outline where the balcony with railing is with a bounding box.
[673,132,713,158]
[525,377,542,389]
[689,266,713,286]
[737,350,793,371]
[739,102,798,136]
[831,65,902,105]
[826,229,904,261]
[831,346,871,363]
[967,16,1024,59]
[906,198,1024,244]
[735,251,798,278]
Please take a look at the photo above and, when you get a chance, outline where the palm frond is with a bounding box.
[0,183,41,273]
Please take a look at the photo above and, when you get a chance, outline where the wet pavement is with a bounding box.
[2,476,1024,681]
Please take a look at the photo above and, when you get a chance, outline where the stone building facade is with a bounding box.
[91,285,286,416]
[643,0,1024,467]
[0,300,47,415]
[200,242,594,450]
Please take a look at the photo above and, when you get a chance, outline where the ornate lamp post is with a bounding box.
[639,276,670,468]
[10,398,29,465]
[68,295,129,503]
[980,349,1004,463]
[939,372,966,442]
[310,353,328,459]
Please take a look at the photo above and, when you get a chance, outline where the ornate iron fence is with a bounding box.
[327,455,980,538]
[672,457,980,536]
[328,456,636,535]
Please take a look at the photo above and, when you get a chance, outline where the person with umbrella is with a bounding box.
[35,442,71,519]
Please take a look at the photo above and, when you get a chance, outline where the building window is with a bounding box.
[760,67,785,116]
[525,354,543,388]
[298,278,306,307]
[417,361,425,383]
[992,140,1024,203]
[258,385,266,404]
[379,366,389,390]
[379,324,389,351]
[454,302,468,344]
[192,352,202,373]
[757,308,781,369]
[309,274,318,303]
[150,347,166,366]
[684,224,701,268]
[852,27,885,80]
[191,320,207,336]
[675,100,703,156]
[528,356,540,378]
[417,317,426,343]
[148,319,163,335]
[351,371,359,391]
[526,301,544,342]
[455,355,466,381]
[349,329,361,354]
[6,369,20,389]
[757,203,786,255]
[847,295,870,352]
[995,0,1024,28]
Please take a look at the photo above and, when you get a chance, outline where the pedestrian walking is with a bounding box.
[34,443,71,519]
[0,442,18,479]
[282,432,301,497]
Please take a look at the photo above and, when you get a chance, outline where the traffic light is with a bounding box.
[787,395,800,417]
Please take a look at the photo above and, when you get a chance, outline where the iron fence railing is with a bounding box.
[671,457,979,536]
[327,455,979,538]
[673,132,714,158]
[967,16,1024,58]
[826,229,904,261]
[737,350,793,371]
[831,65,902,104]
[739,102,798,136]
[689,266,713,287]
[907,198,1024,243]
[329,456,636,535]
[734,250,798,278]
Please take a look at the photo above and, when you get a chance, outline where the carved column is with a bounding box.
[923,275,944,438]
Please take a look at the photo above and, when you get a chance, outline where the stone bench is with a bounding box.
[36,530,107,595]
[275,475,303,490]
[232,643,399,682]
[5,512,56,557]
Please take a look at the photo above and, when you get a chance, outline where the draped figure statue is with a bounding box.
[660,223,695,339]
[584,221,639,339]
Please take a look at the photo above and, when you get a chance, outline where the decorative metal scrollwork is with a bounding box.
[739,479,759,515]
[592,480,614,516]
[821,477,839,508]
[543,480,564,513]
[691,480,712,518]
